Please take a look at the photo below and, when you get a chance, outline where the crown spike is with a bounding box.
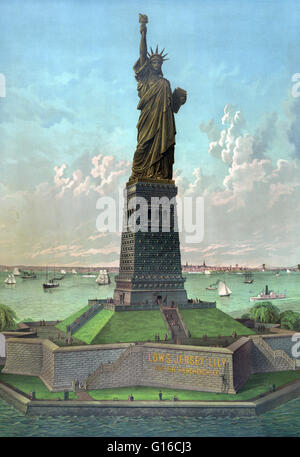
[150,47,154,55]
[160,48,165,56]
[156,44,159,53]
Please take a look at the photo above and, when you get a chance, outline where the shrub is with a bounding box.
[249,302,280,323]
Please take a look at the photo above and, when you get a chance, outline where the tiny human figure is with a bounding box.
[130,394,134,401]
[159,391,162,401]
[173,395,178,401]
[164,333,167,341]
[272,384,276,392]
[269,384,273,392]
[29,391,33,400]
[128,395,131,401]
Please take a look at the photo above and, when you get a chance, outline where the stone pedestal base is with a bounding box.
[113,180,187,307]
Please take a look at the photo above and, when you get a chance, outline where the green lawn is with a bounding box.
[88,371,300,401]
[74,309,114,344]
[55,305,90,333]
[92,310,170,344]
[1,369,299,402]
[181,308,255,338]
[0,372,77,400]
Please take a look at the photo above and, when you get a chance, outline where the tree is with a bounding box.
[249,302,280,323]
[279,310,300,331]
[0,304,17,331]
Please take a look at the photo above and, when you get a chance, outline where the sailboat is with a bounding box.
[43,268,59,289]
[96,269,110,285]
[21,270,37,279]
[204,270,212,275]
[60,269,67,275]
[13,267,21,276]
[244,272,254,284]
[286,269,291,274]
[4,274,16,285]
[218,280,232,297]
[72,269,77,274]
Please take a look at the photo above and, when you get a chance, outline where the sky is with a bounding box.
[0,0,300,267]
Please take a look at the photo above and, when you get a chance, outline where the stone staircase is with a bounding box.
[252,336,296,371]
[86,344,141,390]
[162,307,189,344]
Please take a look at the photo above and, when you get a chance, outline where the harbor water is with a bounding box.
[0,270,300,436]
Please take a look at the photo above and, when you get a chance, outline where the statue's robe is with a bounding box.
[130,58,176,180]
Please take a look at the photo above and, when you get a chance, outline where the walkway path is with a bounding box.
[76,391,94,401]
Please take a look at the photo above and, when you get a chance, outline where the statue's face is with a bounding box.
[150,57,162,73]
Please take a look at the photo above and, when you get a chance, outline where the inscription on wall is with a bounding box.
[147,351,227,377]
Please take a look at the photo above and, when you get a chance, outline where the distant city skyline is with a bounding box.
[1,0,300,267]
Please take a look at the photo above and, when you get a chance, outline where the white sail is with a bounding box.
[60,269,66,275]
[96,269,110,285]
[5,274,16,284]
[13,268,21,276]
[72,269,77,274]
[204,270,212,275]
[218,280,231,296]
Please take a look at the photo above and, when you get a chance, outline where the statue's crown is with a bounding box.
[147,45,169,62]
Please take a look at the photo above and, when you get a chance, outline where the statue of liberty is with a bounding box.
[129,14,187,182]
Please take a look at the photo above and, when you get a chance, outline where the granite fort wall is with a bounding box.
[228,337,252,391]
[87,343,237,394]
[52,344,129,390]
[250,335,296,373]
[262,335,296,359]
[7,336,290,394]
[2,339,44,376]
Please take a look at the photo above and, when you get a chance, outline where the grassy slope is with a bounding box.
[89,371,300,401]
[0,372,77,400]
[74,309,114,344]
[1,367,299,401]
[181,308,255,338]
[55,305,90,333]
[92,310,170,344]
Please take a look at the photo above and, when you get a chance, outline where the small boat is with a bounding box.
[43,268,59,289]
[72,269,77,274]
[206,283,217,290]
[218,280,232,297]
[60,269,67,275]
[53,275,64,280]
[43,279,60,289]
[4,274,16,285]
[21,270,36,279]
[286,269,291,274]
[82,272,97,278]
[13,267,21,276]
[275,272,280,277]
[244,272,254,284]
[204,270,212,275]
[250,285,286,302]
[96,269,110,285]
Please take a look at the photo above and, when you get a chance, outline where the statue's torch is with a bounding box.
[139,14,148,33]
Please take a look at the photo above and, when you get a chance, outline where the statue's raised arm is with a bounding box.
[138,14,148,65]
[130,14,187,182]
